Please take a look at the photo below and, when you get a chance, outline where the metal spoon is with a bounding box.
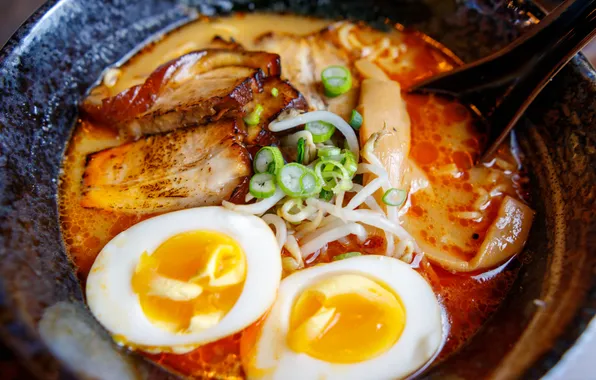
[409,0,596,162]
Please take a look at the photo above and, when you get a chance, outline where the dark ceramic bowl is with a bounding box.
[0,0,594,379]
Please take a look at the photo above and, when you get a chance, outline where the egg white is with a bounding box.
[245,255,443,380]
[86,206,281,352]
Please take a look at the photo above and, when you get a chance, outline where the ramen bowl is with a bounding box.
[0,0,594,379]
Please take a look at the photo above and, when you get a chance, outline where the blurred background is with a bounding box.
[0,0,593,379]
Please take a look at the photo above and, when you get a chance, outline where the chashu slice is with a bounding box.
[208,36,243,50]
[255,30,359,121]
[81,118,250,214]
[243,76,308,145]
[127,66,260,138]
[82,49,281,138]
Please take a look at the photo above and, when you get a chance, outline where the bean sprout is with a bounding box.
[489,184,508,197]
[269,111,359,160]
[473,188,490,211]
[361,130,390,169]
[358,141,402,224]
[410,252,424,268]
[306,198,417,252]
[385,230,395,257]
[281,130,318,164]
[300,223,367,257]
[282,257,300,272]
[335,191,345,217]
[349,184,384,213]
[294,209,325,239]
[318,215,341,229]
[356,163,389,182]
[396,239,415,260]
[346,177,384,210]
[262,214,287,248]
[222,187,285,215]
[300,218,347,244]
[278,198,318,223]
[284,235,304,268]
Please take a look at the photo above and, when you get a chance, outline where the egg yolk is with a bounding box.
[287,274,405,363]
[131,230,246,333]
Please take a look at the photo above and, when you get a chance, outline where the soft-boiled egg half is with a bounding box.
[86,207,281,354]
[241,255,443,380]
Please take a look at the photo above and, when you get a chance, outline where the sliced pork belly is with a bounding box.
[208,36,243,50]
[81,118,250,214]
[82,49,281,138]
[244,76,308,145]
[126,66,261,138]
[255,30,359,120]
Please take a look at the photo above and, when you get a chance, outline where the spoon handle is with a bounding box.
[410,0,596,161]
[481,0,596,160]
[411,0,596,97]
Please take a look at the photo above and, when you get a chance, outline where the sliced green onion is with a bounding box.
[305,121,336,143]
[319,189,333,201]
[382,188,407,206]
[244,104,264,126]
[341,150,358,177]
[266,162,276,174]
[254,146,284,174]
[249,173,277,199]
[296,138,306,164]
[300,170,319,195]
[316,150,356,177]
[320,154,345,163]
[271,87,279,97]
[277,163,321,198]
[333,251,362,261]
[349,109,363,130]
[317,146,341,158]
[321,65,352,97]
[314,160,353,194]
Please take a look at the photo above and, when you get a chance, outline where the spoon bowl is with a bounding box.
[409,0,596,162]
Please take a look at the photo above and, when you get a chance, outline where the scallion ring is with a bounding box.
[300,170,320,196]
[314,160,353,193]
[320,154,345,163]
[333,251,362,261]
[341,150,358,177]
[349,109,363,130]
[317,146,341,158]
[254,146,284,174]
[271,87,279,97]
[249,173,277,199]
[319,189,333,201]
[277,163,322,198]
[321,65,352,97]
[305,121,336,143]
[382,188,407,206]
[244,104,264,126]
[296,137,306,164]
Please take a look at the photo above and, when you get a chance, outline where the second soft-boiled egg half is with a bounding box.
[86,206,281,353]
[241,255,444,380]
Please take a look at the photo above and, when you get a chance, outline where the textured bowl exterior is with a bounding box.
[0,0,594,379]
